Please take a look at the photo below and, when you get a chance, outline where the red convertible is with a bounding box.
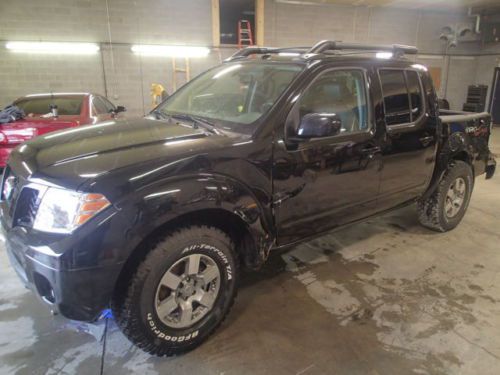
[0,93,125,168]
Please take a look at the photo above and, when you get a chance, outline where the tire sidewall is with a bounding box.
[136,232,237,351]
[438,162,473,231]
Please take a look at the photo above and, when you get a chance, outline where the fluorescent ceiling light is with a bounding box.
[6,41,99,55]
[131,45,210,58]
[376,52,393,59]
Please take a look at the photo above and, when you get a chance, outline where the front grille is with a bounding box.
[1,167,40,229]
[13,187,40,227]
[1,167,21,217]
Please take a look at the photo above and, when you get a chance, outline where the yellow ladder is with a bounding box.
[172,57,190,92]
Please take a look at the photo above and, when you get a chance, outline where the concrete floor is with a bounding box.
[1,130,500,375]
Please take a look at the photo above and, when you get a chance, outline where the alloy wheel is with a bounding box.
[445,177,466,218]
[154,253,221,329]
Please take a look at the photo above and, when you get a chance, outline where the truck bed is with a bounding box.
[439,109,495,179]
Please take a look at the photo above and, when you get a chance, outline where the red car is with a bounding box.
[0,93,126,168]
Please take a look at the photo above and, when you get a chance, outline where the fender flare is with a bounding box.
[115,173,275,267]
[423,134,473,199]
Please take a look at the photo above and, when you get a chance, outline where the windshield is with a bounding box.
[157,62,302,132]
[15,97,84,116]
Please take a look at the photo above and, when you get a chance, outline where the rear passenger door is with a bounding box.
[377,68,438,209]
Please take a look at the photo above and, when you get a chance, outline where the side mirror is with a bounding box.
[296,113,342,139]
[114,105,126,113]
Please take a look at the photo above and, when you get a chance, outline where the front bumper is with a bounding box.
[1,215,124,322]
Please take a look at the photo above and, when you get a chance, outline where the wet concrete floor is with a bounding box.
[1,131,500,375]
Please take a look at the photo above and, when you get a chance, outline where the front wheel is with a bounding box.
[112,226,238,356]
[417,160,473,232]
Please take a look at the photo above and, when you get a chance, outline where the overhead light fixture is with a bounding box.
[131,45,210,58]
[6,41,99,55]
[376,52,393,59]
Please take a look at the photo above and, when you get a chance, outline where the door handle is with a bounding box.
[419,136,434,146]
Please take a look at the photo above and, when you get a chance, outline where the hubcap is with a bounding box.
[445,177,466,218]
[155,253,221,329]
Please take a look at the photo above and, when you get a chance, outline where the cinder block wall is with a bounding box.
[263,1,486,110]
[0,0,498,115]
[0,0,217,115]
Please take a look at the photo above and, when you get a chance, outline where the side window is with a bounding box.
[405,70,423,121]
[379,70,411,125]
[297,69,368,134]
[92,97,109,115]
[100,96,116,113]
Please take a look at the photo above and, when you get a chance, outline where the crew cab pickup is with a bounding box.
[0,93,126,168]
[0,41,496,356]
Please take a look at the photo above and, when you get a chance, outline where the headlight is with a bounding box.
[33,188,110,234]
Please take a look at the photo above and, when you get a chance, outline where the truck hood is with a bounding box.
[9,117,237,190]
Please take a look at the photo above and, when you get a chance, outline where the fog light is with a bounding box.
[33,272,56,304]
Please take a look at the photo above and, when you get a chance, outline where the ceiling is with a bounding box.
[275,0,500,11]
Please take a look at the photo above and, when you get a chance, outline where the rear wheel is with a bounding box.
[417,160,473,232]
[112,226,238,356]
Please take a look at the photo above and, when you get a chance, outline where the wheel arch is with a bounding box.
[423,137,474,199]
[111,175,275,302]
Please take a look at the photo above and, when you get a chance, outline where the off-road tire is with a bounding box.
[417,160,473,232]
[111,226,238,356]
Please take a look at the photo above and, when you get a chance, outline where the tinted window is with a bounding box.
[406,70,423,121]
[158,63,302,132]
[379,70,410,125]
[15,97,83,116]
[99,96,116,112]
[93,97,109,115]
[297,69,368,134]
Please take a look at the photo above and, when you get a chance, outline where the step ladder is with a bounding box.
[237,20,254,49]
[172,57,190,92]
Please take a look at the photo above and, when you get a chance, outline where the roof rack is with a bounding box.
[225,47,309,61]
[225,40,418,62]
[307,40,418,56]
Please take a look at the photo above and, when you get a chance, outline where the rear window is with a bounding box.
[15,97,84,116]
[406,70,423,120]
[379,70,411,125]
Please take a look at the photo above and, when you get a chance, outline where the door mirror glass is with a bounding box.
[297,113,342,138]
[114,105,126,113]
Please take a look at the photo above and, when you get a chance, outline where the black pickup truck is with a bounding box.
[0,41,496,356]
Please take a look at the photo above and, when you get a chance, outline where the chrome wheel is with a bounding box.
[445,177,466,218]
[154,253,221,329]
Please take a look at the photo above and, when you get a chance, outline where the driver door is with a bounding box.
[273,68,382,245]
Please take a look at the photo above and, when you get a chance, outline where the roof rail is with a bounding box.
[308,40,418,56]
[225,46,309,61]
[224,40,418,62]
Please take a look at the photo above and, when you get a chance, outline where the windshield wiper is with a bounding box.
[169,113,221,135]
[151,109,169,120]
